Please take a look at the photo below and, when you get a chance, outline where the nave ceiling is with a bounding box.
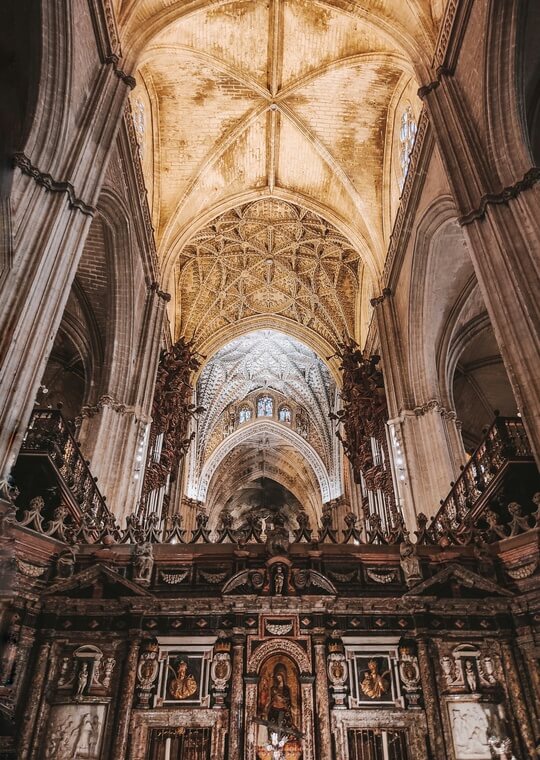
[187,330,341,517]
[124,0,432,350]
[118,0,441,516]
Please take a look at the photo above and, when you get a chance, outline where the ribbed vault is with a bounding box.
[126,0,428,320]
[174,200,363,352]
[186,330,341,515]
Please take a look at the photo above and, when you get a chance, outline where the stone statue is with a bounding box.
[75,662,89,697]
[133,543,154,584]
[400,540,422,587]
[274,565,285,596]
[56,546,77,578]
[464,659,478,692]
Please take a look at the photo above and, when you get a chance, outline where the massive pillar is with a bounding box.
[373,292,465,522]
[0,0,134,481]
[419,0,540,464]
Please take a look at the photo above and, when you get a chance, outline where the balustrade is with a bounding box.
[18,408,114,529]
[428,416,536,543]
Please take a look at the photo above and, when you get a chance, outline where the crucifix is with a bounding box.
[252,713,304,760]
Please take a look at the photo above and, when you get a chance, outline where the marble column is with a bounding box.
[29,639,62,760]
[18,639,54,760]
[111,637,141,760]
[312,633,332,760]
[416,638,447,760]
[227,632,246,759]
[500,640,537,757]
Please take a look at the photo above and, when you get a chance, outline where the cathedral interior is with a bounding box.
[1,1,540,759]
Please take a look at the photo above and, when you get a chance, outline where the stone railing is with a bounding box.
[19,408,115,529]
[427,416,534,543]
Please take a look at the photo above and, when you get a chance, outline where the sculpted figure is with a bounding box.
[360,659,390,699]
[133,543,154,584]
[266,514,289,557]
[400,540,422,587]
[464,659,478,692]
[274,565,285,596]
[169,660,197,700]
[76,662,89,697]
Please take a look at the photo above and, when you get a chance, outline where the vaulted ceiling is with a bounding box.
[124,0,435,347]
[186,330,341,513]
[117,0,443,514]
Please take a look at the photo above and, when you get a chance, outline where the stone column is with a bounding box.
[18,640,53,760]
[418,3,540,462]
[111,637,141,760]
[227,632,246,759]
[78,286,167,523]
[416,638,447,760]
[312,633,332,760]
[373,292,465,522]
[0,0,135,481]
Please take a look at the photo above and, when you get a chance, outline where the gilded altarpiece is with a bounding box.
[245,617,315,760]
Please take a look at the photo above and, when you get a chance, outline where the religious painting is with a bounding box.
[255,654,303,759]
[165,655,202,703]
[447,702,499,759]
[44,704,106,760]
[352,656,394,705]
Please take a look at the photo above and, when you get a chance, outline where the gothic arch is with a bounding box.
[407,196,462,403]
[119,0,434,81]
[196,421,335,505]
[484,0,537,183]
[97,189,137,401]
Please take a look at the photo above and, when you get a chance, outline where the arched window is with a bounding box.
[278,405,291,423]
[238,405,252,424]
[257,396,273,417]
[398,106,417,191]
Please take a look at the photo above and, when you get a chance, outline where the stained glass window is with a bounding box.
[257,396,273,417]
[398,106,417,191]
[278,406,291,423]
[238,405,251,424]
